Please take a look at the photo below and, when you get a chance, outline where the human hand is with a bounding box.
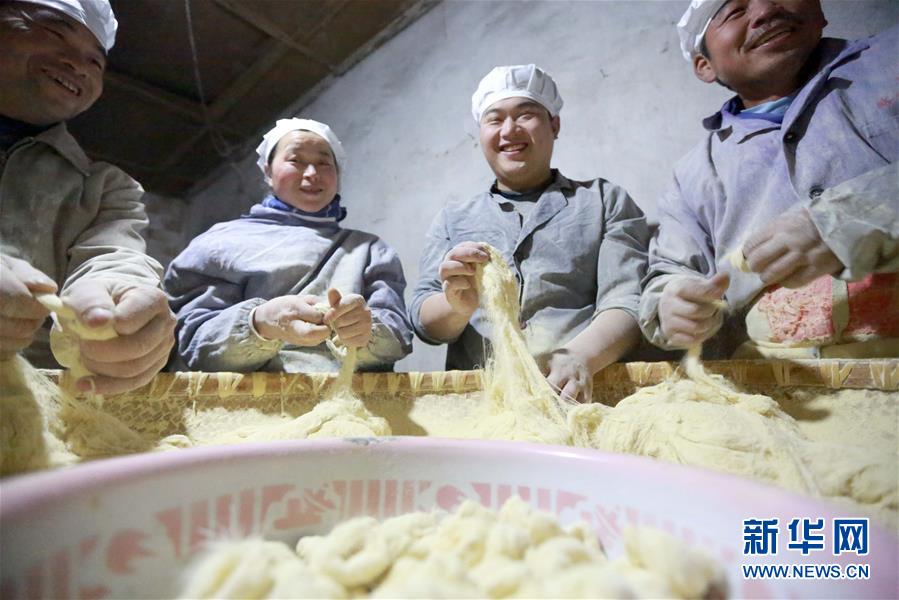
[254,294,331,347]
[659,273,729,348]
[61,280,176,394]
[323,288,372,348]
[542,348,593,403]
[742,208,843,288]
[438,242,490,318]
[0,255,57,359]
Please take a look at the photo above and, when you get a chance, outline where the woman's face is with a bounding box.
[267,130,338,212]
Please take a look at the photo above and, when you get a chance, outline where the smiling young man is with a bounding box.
[0,0,175,393]
[410,65,651,402]
[640,0,898,358]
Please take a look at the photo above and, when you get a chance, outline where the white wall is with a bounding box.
[185,0,899,371]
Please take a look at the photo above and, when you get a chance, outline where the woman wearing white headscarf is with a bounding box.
[165,119,412,372]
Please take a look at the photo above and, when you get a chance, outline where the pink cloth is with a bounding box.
[758,273,899,344]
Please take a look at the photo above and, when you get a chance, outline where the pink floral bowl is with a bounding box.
[1,437,896,598]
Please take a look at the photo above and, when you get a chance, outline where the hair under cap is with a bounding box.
[677,0,729,61]
[255,118,346,185]
[471,64,563,123]
[17,0,117,51]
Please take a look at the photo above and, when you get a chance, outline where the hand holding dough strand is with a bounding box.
[35,292,117,388]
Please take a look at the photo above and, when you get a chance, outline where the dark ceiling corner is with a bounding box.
[68,0,438,198]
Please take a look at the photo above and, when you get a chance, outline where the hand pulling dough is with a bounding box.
[35,293,117,382]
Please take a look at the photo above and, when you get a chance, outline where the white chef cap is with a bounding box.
[471,64,563,123]
[255,118,346,184]
[677,0,729,61]
[17,0,117,51]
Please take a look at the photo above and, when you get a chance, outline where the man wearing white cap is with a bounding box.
[410,65,651,402]
[640,1,898,358]
[165,118,412,372]
[0,0,175,393]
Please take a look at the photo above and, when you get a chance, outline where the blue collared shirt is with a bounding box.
[724,94,796,125]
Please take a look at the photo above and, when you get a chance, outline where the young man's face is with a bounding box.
[479,97,559,192]
[0,4,107,125]
[267,131,339,213]
[694,0,826,105]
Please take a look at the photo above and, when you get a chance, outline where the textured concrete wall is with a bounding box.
[183,0,899,371]
[143,193,189,270]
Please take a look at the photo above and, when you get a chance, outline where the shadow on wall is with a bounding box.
[143,193,190,270]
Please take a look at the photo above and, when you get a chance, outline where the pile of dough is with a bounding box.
[0,294,154,466]
[197,347,390,446]
[0,354,175,475]
[178,496,727,599]
[2,250,894,529]
[0,341,388,473]
[466,251,896,526]
[0,355,76,475]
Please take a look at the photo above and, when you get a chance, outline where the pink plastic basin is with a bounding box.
[1,437,896,598]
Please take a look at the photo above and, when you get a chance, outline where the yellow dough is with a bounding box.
[0,355,76,475]
[179,538,345,599]
[724,248,751,273]
[194,347,389,446]
[179,496,727,599]
[35,293,117,382]
[0,355,171,473]
[470,245,572,446]
[1,249,895,529]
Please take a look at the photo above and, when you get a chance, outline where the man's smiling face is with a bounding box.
[478,97,560,192]
[0,3,106,125]
[693,0,826,106]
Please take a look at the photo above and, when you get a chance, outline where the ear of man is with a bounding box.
[693,53,719,84]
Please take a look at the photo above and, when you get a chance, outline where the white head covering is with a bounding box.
[255,118,346,184]
[677,0,729,61]
[18,0,117,51]
[471,64,563,123]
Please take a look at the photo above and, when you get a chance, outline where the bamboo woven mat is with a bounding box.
[40,359,899,402]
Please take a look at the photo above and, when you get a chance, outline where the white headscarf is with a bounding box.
[470,64,563,123]
[677,0,729,61]
[18,0,117,51]
[255,118,346,185]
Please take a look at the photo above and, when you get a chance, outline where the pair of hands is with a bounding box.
[660,209,843,347]
[0,255,176,394]
[253,288,373,349]
[438,242,593,402]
